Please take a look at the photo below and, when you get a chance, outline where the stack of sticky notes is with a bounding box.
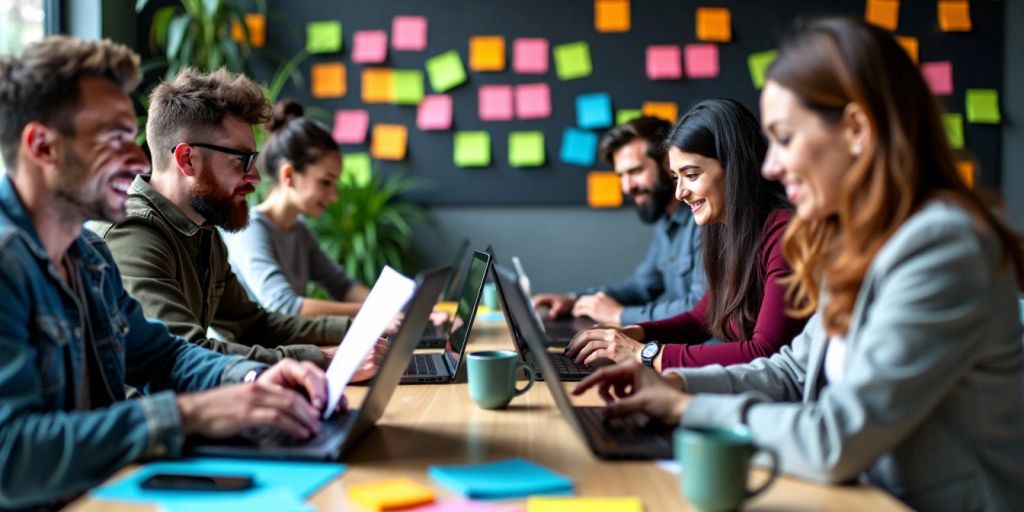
[527,496,644,512]
[410,499,519,512]
[428,458,573,500]
[347,477,436,511]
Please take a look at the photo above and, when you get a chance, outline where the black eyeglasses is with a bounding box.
[171,142,259,174]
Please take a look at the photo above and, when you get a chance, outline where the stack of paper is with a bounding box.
[428,458,573,499]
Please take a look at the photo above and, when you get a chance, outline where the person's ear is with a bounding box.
[172,143,197,177]
[21,122,59,168]
[842,102,873,158]
[280,162,296,187]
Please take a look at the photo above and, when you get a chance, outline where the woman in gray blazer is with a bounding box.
[575,18,1024,511]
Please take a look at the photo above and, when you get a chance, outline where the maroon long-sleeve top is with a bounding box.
[639,209,807,370]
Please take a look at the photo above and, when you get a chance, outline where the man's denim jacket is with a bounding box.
[0,176,263,509]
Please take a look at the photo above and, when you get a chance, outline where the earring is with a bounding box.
[852,144,863,156]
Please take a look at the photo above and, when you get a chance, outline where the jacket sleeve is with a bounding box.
[576,234,664,305]
[620,230,707,324]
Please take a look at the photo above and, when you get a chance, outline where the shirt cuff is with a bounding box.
[139,391,185,459]
[221,356,269,385]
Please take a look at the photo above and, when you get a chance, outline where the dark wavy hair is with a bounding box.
[260,99,338,183]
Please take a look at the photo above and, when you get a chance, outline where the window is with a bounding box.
[0,0,46,174]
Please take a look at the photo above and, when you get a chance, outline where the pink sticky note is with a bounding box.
[515,83,552,120]
[410,499,519,512]
[921,61,953,96]
[684,43,719,79]
[392,15,428,51]
[417,94,452,131]
[352,30,388,64]
[478,85,514,121]
[513,37,549,74]
[332,109,369,144]
[646,45,682,80]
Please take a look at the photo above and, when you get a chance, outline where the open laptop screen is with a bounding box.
[443,250,492,369]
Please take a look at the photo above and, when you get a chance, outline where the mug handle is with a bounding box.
[747,446,780,499]
[513,361,536,396]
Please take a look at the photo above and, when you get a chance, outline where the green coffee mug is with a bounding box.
[675,426,779,512]
[467,350,536,409]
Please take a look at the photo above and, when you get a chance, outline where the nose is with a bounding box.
[245,164,262,185]
[762,146,782,181]
[674,180,688,202]
[328,185,338,203]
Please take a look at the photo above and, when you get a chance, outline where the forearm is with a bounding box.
[298,297,361,318]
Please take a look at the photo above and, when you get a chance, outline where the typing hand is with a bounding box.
[564,327,644,366]
[532,293,576,318]
[351,337,389,383]
[571,292,624,326]
[572,361,690,425]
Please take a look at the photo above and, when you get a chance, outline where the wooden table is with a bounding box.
[71,322,910,512]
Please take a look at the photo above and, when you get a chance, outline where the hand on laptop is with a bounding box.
[565,326,644,366]
[572,361,691,425]
[532,293,576,318]
[429,310,451,326]
[351,337,389,383]
[572,292,624,326]
[384,312,404,337]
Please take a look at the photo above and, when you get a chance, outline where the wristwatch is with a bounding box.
[242,367,266,384]
[640,341,661,368]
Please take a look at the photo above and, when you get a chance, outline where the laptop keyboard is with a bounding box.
[550,352,594,375]
[575,407,672,450]
[242,411,350,448]
[404,354,439,376]
[543,322,579,340]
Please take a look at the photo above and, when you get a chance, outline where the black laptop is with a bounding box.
[186,266,450,461]
[509,255,596,346]
[419,238,471,348]
[493,264,673,460]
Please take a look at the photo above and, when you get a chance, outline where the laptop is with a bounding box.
[402,249,492,384]
[420,239,473,348]
[509,255,596,346]
[493,264,673,460]
[187,266,451,461]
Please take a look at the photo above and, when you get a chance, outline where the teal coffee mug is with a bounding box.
[675,426,779,512]
[467,350,536,409]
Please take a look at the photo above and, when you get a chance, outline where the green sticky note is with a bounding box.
[747,50,777,89]
[307,21,342,54]
[426,50,467,93]
[965,89,1000,124]
[508,131,545,167]
[616,109,642,126]
[342,152,372,186]
[453,131,490,167]
[392,69,424,105]
[553,41,592,80]
[943,113,965,150]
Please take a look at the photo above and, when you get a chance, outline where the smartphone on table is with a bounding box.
[139,473,255,491]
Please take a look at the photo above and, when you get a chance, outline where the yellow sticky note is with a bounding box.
[347,477,435,511]
[642,101,678,123]
[939,0,972,32]
[895,36,919,64]
[595,0,631,33]
[865,0,900,31]
[310,62,346,99]
[588,171,623,208]
[370,124,408,161]
[956,161,975,188]
[470,36,505,72]
[362,68,394,104]
[231,13,266,48]
[528,496,644,512]
[696,7,731,43]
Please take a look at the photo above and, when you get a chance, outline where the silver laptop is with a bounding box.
[420,238,472,348]
[510,255,596,346]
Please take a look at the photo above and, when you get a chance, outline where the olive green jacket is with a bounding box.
[92,175,348,367]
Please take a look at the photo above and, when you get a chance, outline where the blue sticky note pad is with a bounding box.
[576,93,613,130]
[559,128,598,167]
[429,458,574,500]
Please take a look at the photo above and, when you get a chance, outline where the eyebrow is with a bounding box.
[614,165,644,175]
[675,164,700,172]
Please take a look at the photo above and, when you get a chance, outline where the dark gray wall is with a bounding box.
[1005,0,1024,231]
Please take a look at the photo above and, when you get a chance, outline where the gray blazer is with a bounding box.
[672,201,1024,511]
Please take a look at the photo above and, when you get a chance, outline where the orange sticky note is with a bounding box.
[696,7,731,43]
[865,0,900,31]
[956,161,975,188]
[642,101,678,123]
[895,36,919,63]
[371,124,408,161]
[588,171,623,208]
[310,62,346,98]
[938,0,972,32]
[470,36,505,72]
[231,13,266,48]
[362,68,394,103]
[595,0,631,33]
[347,477,435,511]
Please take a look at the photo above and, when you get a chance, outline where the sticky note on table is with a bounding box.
[393,69,424,105]
[342,152,372,187]
[921,61,953,96]
[311,62,346,99]
[348,477,435,512]
[470,36,506,72]
[332,109,369,144]
[352,30,388,64]
[528,496,643,512]
[411,499,520,512]
[646,45,682,80]
[553,41,592,80]
[939,0,972,32]
[307,20,342,54]
[513,38,549,74]
[454,131,491,167]
[362,68,394,103]
[392,15,428,51]
[865,0,900,31]
[696,7,731,42]
[966,89,1000,124]
[943,113,965,149]
[587,172,623,208]
[748,50,777,89]
[895,36,918,63]
[428,458,573,499]
[371,124,408,161]
[426,50,467,92]
[576,93,613,130]
[956,160,975,188]
[616,109,642,125]
[478,85,514,121]
[417,94,453,131]
[515,83,552,120]
[509,131,545,167]
[642,101,678,123]
[559,128,598,167]
[231,13,266,48]
[595,0,630,33]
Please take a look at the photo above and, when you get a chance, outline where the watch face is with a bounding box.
[642,343,659,358]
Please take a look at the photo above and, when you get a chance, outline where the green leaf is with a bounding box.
[266,49,308,103]
[136,0,153,12]
[166,13,191,62]
[150,6,179,50]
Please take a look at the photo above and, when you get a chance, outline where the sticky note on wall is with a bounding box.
[576,93,613,129]
[938,0,972,32]
[352,30,388,64]
[559,128,598,167]
[392,15,429,51]
[943,113,965,149]
[587,172,623,208]
[470,36,506,72]
[965,89,1000,124]
[371,124,408,161]
[553,41,592,80]
[684,43,719,79]
[454,131,491,167]
[865,0,900,31]
[515,83,552,120]
[921,61,953,96]
[895,36,919,63]
[311,62,346,98]
[616,109,642,125]
[417,94,453,131]
[479,85,514,121]
[307,20,342,54]
[392,69,425,105]
[646,45,682,80]
[231,13,266,48]
[342,152,372,187]
[956,160,975,188]
[509,131,545,167]
[332,109,369,144]
[696,7,731,42]
[513,38,549,74]
[595,0,630,33]
[362,68,394,103]
[642,101,678,123]
[426,50,467,92]
[747,50,777,89]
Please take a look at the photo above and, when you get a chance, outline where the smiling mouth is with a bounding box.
[109,171,137,194]
[686,199,706,212]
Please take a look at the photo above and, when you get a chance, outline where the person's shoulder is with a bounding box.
[874,200,995,274]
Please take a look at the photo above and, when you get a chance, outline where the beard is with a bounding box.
[632,174,675,224]
[189,167,252,232]
[53,145,127,224]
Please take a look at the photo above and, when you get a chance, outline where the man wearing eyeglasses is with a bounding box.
[94,68,376,376]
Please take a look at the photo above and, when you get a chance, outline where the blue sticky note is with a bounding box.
[559,128,598,167]
[575,93,613,130]
[428,458,574,500]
